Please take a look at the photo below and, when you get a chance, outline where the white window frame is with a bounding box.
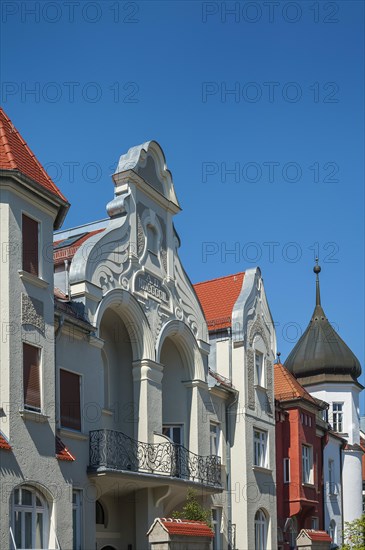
[210,422,220,456]
[162,424,183,445]
[12,486,49,549]
[302,444,313,484]
[332,402,343,433]
[283,458,290,483]
[72,489,82,550]
[22,341,43,414]
[311,517,319,530]
[255,509,268,550]
[254,429,268,468]
[211,508,223,550]
[254,351,265,387]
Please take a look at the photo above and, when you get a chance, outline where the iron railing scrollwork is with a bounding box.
[89,429,221,487]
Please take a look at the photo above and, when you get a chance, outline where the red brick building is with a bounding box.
[275,359,328,549]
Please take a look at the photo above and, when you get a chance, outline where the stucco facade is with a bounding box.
[0,137,226,550]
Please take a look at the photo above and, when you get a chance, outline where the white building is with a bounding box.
[195,269,278,550]
[285,261,363,537]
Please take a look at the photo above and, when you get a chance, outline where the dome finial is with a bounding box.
[276,351,281,364]
[313,257,321,306]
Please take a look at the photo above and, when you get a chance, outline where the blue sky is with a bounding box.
[1,1,364,407]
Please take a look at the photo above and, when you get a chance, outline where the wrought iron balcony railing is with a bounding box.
[89,429,221,487]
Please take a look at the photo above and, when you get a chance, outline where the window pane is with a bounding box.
[22,214,39,276]
[23,344,41,410]
[14,511,22,547]
[60,370,81,430]
[22,489,32,506]
[36,513,44,548]
[24,512,32,548]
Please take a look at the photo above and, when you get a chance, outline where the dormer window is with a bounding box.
[22,214,39,276]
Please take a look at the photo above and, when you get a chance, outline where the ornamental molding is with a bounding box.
[21,293,44,333]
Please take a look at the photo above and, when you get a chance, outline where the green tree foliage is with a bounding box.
[341,514,365,550]
[172,489,212,527]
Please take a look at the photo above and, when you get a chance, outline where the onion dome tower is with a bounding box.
[285,259,363,524]
[285,259,361,384]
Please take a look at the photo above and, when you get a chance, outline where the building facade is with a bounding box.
[0,108,224,550]
[195,270,278,550]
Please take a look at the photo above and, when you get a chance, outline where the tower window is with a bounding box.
[332,402,343,433]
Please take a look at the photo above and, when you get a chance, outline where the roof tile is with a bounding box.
[274,362,317,405]
[56,436,75,461]
[0,107,67,202]
[0,432,11,451]
[194,272,244,330]
[156,518,214,538]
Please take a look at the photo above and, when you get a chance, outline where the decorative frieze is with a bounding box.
[22,294,44,333]
[246,348,255,409]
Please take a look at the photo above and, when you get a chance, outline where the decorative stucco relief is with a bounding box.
[246,348,255,410]
[137,204,146,257]
[91,226,131,292]
[22,294,45,333]
[266,359,274,416]
[170,255,208,341]
[248,316,270,351]
[156,215,167,273]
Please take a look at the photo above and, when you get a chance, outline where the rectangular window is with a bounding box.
[254,429,267,468]
[60,370,81,431]
[332,403,343,432]
[255,352,264,387]
[284,458,290,483]
[302,445,313,484]
[23,343,41,411]
[162,425,182,445]
[322,408,329,423]
[22,214,39,276]
[212,508,222,550]
[210,423,220,456]
[311,517,318,530]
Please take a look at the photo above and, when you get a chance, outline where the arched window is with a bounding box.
[255,509,268,550]
[12,486,49,549]
[329,520,337,545]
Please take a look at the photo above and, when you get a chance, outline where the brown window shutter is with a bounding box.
[60,370,81,431]
[23,343,41,410]
[22,214,39,276]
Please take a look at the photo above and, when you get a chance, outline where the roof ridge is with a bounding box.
[194,271,245,286]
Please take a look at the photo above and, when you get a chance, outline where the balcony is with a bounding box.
[89,429,221,487]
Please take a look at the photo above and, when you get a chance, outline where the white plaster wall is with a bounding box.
[342,450,363,523]
[323,436,343,546]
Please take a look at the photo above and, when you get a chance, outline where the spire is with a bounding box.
[313,257,321,306]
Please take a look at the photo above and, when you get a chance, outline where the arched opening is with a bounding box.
[161,336,190,450]
[11,485,50,549]
[146,223,159,255]
[100,308,134,437]
[96,500,106,527]
[329,519,337,546]
[255,508,269,550]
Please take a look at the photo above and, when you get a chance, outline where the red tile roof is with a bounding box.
[53,228,105,264]
[301,530,332,542]
[0,432,11,450]
[194,272,245,330]
[56,436,75,461]
[0,108,67,203]
[151,518,214,538]
[274,362,317,405]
